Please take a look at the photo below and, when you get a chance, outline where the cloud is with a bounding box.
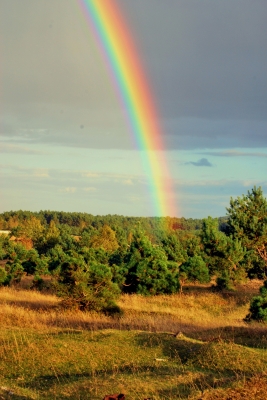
[1,0,266,151]
[80,171,144,182]
[0,165,146,189]
[125,1,267,117]
[32,169,49,178]
[173,178,267,188]
[122,179,134,185]
[0,165,50,179]
[200,150,267,158]
[1,0,267,219]
[185,158,213,167]
[82,172,100,178]
[83,187,97,192]
[0,143,46,155]
[60,187,76,193]
[162,118,267,150]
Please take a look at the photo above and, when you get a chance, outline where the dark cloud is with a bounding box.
[185,158,213,167]
[1,0,266,151]
[0,102,132,150]
[119,0,267,149]
[162,118,267,150]
[120,0,267,118]
[1,0,266,218]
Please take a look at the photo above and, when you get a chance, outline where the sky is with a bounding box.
[1,0,267,218]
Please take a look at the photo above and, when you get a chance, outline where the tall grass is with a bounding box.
[0,284,255,331]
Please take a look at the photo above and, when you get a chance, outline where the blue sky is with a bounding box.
[1,0,267,218]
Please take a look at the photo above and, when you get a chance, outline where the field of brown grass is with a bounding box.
[0,282,267,399]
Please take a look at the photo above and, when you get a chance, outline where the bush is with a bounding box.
[31,275,50,291]
[4,261,24,285]
[216,276,231,291]
[215,270,235,291]
[245,280,267,322]
[0,267,7,285]
[56,257,121,315]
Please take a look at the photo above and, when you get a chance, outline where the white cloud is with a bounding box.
[33,169,49,178]
[82,172,100,178]
[122,179,134,185]
[0,143,46,155]
[83,187,97,192]
[60,187,76,193]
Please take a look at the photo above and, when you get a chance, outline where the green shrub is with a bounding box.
[31,275,50,291]
[5,261,24,285]
[0,267,7,285]
[245,280,267,322]
[215,271,234,291]
[56,257,121,315]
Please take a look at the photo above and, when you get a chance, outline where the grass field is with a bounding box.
[0,281,267,399]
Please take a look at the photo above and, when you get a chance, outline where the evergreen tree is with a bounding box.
[201,217,245,288]
[56,257,121,314]
[123,230,180,295]
[160,233,187,265]
[246,280,267,322]
[180,255,210,284]
[227,186,267,277]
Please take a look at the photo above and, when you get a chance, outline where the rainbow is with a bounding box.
[78,0,177,216]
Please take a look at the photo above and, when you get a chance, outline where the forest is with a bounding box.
[0,186,267,319]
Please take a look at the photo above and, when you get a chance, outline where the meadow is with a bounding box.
[1,281,267,400]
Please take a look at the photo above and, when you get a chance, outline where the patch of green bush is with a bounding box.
[245,280,267,322]
[0,266,7,285]
[56,257,122,316]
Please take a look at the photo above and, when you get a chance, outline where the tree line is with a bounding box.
[0,186,267,317]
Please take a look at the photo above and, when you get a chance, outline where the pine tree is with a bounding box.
[56,256,121,314]
[201,217,245,288]
[123,230,180,295]
[227,186,267,276]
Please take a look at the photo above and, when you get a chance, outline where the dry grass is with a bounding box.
[0,283,267,399]
[196,374,267,399]
[0,284,251,332]
[0,286,111,331]
[0,282,264,335]
[0,286,59,308]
